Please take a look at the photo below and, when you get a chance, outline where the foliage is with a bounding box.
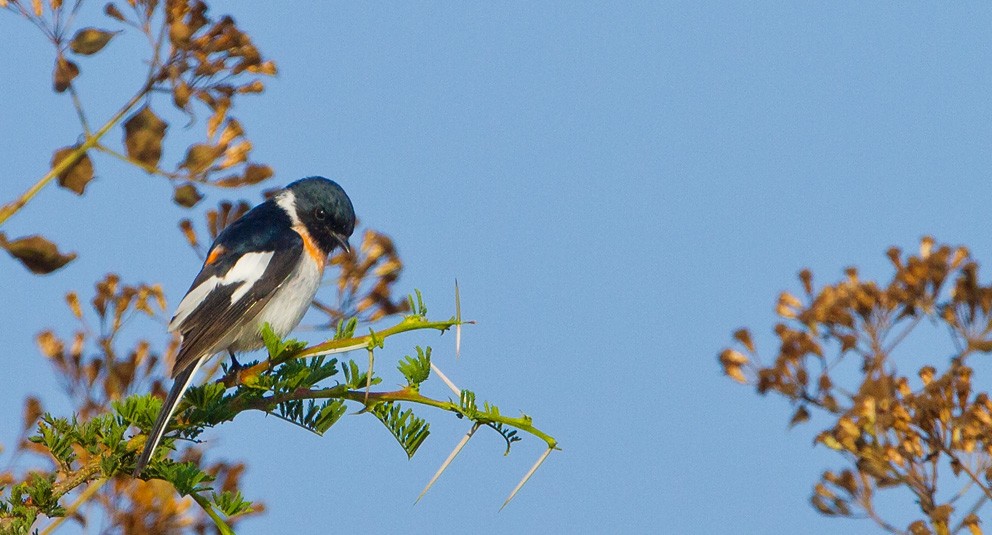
[1,286,555,534]
[0,1,557,533]
[721,237,992,535]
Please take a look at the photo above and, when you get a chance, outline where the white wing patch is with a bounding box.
[168,251,275,331]
[169,278,218,331]
[225,251,275,303]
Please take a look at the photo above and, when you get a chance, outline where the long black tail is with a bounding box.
[133,359,204,476]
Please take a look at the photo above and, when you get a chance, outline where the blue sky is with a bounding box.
[4,3,992,534]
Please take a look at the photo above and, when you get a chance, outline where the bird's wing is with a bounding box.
[169,203,304,376]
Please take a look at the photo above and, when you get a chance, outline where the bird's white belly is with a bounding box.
[227,253,323,352]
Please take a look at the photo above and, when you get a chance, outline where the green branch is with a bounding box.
[236,315,464,380]
[240,385,558,450]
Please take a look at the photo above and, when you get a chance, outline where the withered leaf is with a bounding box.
[173,183,204,208]
[180,143,224,175]
[733,328,755,352]
[968,338,992,352]
[243,163,273,184]
[237,80,265,94]
[51,146,94,195]
[22,397,42,432]
[0,232,77,274]
[53,56,79,92]
[963,514,981,535]
[169,19,193,48]
[123,106,167,168]
[104,2,126,22]
[249,60,278,76]
[36,330,63,358]
[173,80,192,109]
[789,405,810,427]
[69,27,117,55]
[66,291,83,319]
[215,164,273,188]
[179,219,199,249]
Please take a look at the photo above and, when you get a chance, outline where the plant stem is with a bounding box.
[192,494,235,535]
[0,83,150,227]
[93,143,180,179]
[238,316,463,380]
[243,385,558,450]
[39,477,107,535]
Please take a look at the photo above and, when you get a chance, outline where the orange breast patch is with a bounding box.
[294,225,326,271]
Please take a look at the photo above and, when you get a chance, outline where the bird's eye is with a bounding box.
[314,208,327,221]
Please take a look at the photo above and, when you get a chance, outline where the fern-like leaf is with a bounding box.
[398,346,431,389]
[371,402,431,458]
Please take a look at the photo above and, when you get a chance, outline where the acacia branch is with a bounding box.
[234,315,470,382]
[237,385,558,450]
[0,457,105,532]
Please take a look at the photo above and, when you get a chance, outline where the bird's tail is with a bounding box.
[133,359,205,476]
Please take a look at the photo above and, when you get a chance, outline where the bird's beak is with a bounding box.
[333,233,351,254]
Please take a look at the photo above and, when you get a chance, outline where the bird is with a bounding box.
[133,176,356,476]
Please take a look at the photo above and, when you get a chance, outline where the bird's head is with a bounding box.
[284,176,356,255]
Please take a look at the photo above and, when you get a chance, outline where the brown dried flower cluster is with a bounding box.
[722,238,992,534]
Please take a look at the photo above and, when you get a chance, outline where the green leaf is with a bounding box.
[307,399,347,435]
[407,289,427,317]
[397,346,431,388]
[212,490,254,517]
[459,390,477,415]
[481,402,522,455]
[260,323,306,361]
[334,317,358,340]
[371,402,430,459]
[341,359,382,390]
[181,382,236,430]
[161,462,214,496]
[113,393,161,431]
[261,323,283,356]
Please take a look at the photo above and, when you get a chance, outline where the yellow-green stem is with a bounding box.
[0,85,149,227]
[39,477,107,535]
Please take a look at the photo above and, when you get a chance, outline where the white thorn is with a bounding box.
[365,347,374,404]
[415,423,480,504]
[501,448,553,511]
[455,279,462,359]
[430,362,461,396]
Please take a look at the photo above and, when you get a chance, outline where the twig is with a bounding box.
[93,144,182,180]
[238,316,467,379]
[68,85,90,135]
[192,493,235,535]
[0,83,151,226]
[240,386,558,450]
[39,477,107,535]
